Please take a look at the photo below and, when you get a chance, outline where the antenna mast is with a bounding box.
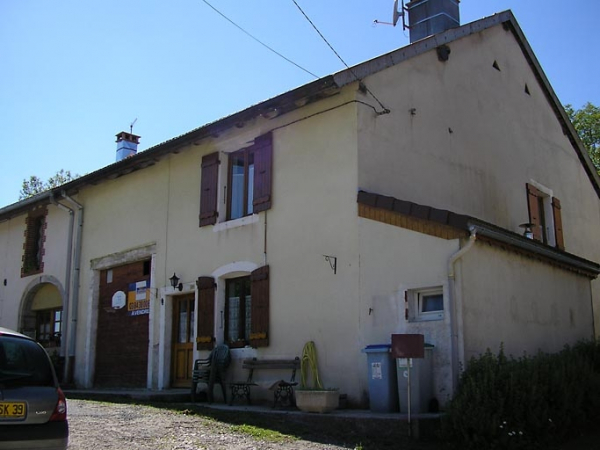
[130,118,138,134]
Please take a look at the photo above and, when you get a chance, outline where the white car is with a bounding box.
[0,327,68,449]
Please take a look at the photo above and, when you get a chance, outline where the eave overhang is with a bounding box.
[358,190,600,279]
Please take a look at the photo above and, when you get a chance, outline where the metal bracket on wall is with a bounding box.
[323,255,337,274]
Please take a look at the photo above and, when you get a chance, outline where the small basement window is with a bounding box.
[407,287,444,322]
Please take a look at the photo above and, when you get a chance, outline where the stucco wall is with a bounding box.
[459,242,594,362]
[0,206,70,331]
[71,89,365,397]
[356,25,600,267]
[357,217,459,406]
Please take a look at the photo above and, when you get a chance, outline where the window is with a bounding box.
[22,207,47,276]
[228,149,255,220]
[199,132,272,227]
[225,276,251,345]
[406,287,444,322]
[196,265,270,349]
[36,308,62,348]
[526,183,564,250]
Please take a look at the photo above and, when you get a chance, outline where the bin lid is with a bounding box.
[362,344,391,353]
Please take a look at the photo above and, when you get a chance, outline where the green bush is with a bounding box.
[441,341,600,449]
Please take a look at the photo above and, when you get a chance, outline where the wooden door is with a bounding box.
[171,294,195,387]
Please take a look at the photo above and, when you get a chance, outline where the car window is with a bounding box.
[0,336,54,387]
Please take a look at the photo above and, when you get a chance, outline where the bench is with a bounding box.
[229,357,300,407]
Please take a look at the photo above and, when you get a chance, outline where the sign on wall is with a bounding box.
[127,280,150,316]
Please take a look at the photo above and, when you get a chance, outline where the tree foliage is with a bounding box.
[565,102,600,173]
[19,169,78,200]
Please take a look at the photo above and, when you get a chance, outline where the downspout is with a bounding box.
[60,192,84,385]
[448,227,477,394]
[49,196,74,378]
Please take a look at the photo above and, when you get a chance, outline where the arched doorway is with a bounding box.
[20,277,65,378]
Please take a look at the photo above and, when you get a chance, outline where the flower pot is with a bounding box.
[295,389,339,413]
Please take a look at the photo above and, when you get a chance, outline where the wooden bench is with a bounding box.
[229,357,300,407]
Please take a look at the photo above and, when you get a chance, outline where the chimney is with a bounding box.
[115,131,140,162]
[405,0,460,43]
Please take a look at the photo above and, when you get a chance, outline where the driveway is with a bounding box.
[67,399,360,449]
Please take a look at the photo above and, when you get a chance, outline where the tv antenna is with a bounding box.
[373,0,408,29]
[130,118,138,134]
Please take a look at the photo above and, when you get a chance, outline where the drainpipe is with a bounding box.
[60,192,84,385]
[448,227,477,394]
[49,196,74,376]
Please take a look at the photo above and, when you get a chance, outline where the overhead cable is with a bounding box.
[291,0,390,115]
[201,0,319,79]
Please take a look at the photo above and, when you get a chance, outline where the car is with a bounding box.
[0,326,68,450]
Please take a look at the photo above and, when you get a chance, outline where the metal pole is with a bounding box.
[407,358,412,437]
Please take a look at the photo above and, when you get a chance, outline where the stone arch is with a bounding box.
[19,275,66,344]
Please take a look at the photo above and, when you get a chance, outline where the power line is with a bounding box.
[290,0,390,115]
[200,0,319,79]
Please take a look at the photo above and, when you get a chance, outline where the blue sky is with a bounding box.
[1,0,598,208]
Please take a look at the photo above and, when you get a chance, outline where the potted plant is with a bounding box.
[295,341,339,413]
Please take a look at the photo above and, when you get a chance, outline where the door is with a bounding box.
[171,294,195,388]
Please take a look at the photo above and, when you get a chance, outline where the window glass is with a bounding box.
[226,276,251,345]
[230,153,246,220]
[421,293,443,312]
[0,336,54,387]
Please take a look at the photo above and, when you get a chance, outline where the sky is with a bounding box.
[1,0,599,208]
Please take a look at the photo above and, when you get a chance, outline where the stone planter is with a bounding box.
[295,389,339,413]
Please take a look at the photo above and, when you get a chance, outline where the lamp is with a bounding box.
[519,223,535,239]
[170,273,183,291]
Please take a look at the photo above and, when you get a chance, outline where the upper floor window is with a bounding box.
[228,148,255,220]
[526,183,564,250]
[199,132,272,227]
[22,207,47,277]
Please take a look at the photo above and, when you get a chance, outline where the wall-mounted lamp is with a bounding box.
[170,273,183,291]
[519,223,535,239]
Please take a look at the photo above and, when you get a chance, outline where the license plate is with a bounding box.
[0,402,26,419]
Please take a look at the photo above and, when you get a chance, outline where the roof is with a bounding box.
[1,9,598,222]
[357,190,600,278]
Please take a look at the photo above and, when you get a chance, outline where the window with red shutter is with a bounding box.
[526,182,565,249]
[227,132,273,220]
[200,133,273,226]
[252,132,273,213]
[250,265,269,348]
[196,276,216,350]
[552,197,565,250]
[199,153,219,227]
[222,265,269,348]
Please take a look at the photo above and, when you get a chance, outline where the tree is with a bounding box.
[565,102,600,173]
[19,169,78,200]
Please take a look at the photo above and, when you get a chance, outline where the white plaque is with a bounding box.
[112,291,126,309]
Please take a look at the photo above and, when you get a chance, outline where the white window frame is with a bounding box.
[407,286,444,322]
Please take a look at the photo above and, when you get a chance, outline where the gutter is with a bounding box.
[60,192,84,385]
[468,221,600,277]
[49,196,74,375]
[448,227,477,393]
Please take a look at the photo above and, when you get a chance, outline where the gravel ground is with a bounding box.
[67,399,355,450]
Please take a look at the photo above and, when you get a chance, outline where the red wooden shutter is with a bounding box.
[196,276,216,350]
[252,132,273,213]
[250,265,269,348]
[552,197,565,250]
[526,183,542,241]
[199,152,219,227]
